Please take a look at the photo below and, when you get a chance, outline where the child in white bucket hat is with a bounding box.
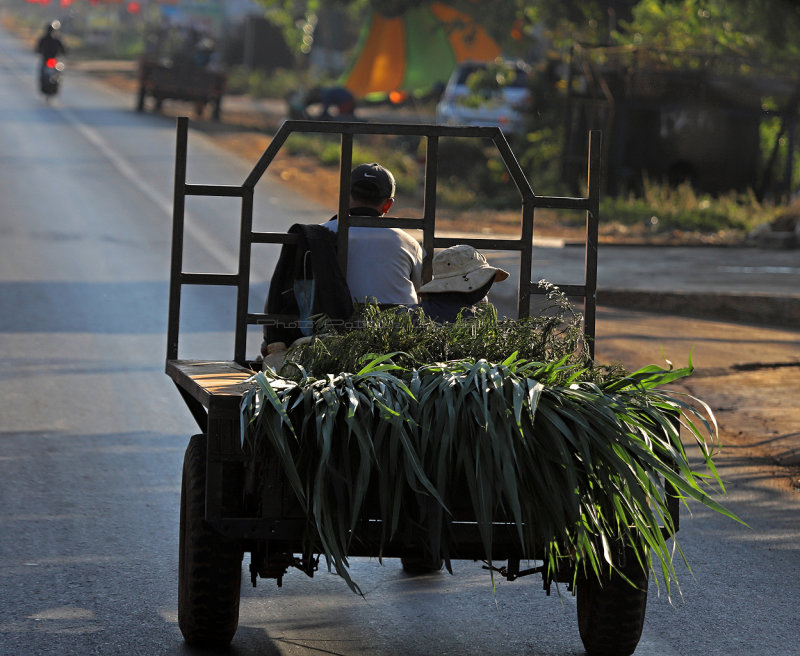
[417,244,509,322]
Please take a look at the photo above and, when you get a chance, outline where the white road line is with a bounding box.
[59,105,236,270]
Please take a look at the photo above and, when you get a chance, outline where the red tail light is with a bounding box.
[45,58,58,68]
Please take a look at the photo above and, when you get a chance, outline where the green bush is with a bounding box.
[600,180,781,234]
[436,138,523,209]
[518,127,570,196]
[280,133,420,198]
[225,66,336,99]
[242,300,738,595]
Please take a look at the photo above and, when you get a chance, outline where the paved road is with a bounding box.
[485,242,800,323]
[495,244,800,296]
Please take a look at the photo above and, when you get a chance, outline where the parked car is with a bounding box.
[435,60,532,134]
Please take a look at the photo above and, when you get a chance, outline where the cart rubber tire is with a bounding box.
[576,557,649,656]
[211,96,222,121]
[178,433,243,648]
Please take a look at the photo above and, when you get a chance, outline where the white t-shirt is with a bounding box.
[322,218,423,305]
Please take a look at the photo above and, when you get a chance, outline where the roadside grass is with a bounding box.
[601,179,781,234]
[282,132,421,198]
[226,66,330,99]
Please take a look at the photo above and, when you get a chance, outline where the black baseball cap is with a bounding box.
[351,163,395,200]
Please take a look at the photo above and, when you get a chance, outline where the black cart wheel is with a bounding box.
[576,554,649,656]
[136,85,146,112]
[178,434,243,647]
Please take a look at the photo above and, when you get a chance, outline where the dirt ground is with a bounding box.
[594,309,800,495]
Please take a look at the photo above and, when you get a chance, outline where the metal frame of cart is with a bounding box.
[164,118,675,654]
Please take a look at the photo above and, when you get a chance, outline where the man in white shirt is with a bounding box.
[322,163,423,305]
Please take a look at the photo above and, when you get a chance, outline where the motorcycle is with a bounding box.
[39,57,64,98]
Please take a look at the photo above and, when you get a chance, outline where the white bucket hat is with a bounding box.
[417,245,509,294]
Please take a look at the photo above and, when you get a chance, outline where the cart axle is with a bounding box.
[482,558,544,581]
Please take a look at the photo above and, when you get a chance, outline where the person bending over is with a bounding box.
[416,244,509,322]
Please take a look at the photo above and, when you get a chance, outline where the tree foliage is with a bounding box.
[254,0,800,66]
[613,0,800,62]
[252,0,800,201]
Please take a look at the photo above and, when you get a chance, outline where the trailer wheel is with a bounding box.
[178,434,243,647]
[136,85,146,112]
[211,96,222,121]
[576,555,649,656]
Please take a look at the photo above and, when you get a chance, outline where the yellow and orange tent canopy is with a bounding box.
[342,2,501,100]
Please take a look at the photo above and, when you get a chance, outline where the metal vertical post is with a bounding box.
[234,187,254,364]
[584,130,602,360]
[489,131,536,319]
[422,136,439,282]
[166,117,189,362]
[518,199,534,319]
[337,133,354,276]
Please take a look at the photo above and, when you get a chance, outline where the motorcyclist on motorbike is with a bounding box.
[35,22,66,94]
[36,21,66,61]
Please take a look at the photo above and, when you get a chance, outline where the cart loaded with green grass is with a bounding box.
[165,118,734,654]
